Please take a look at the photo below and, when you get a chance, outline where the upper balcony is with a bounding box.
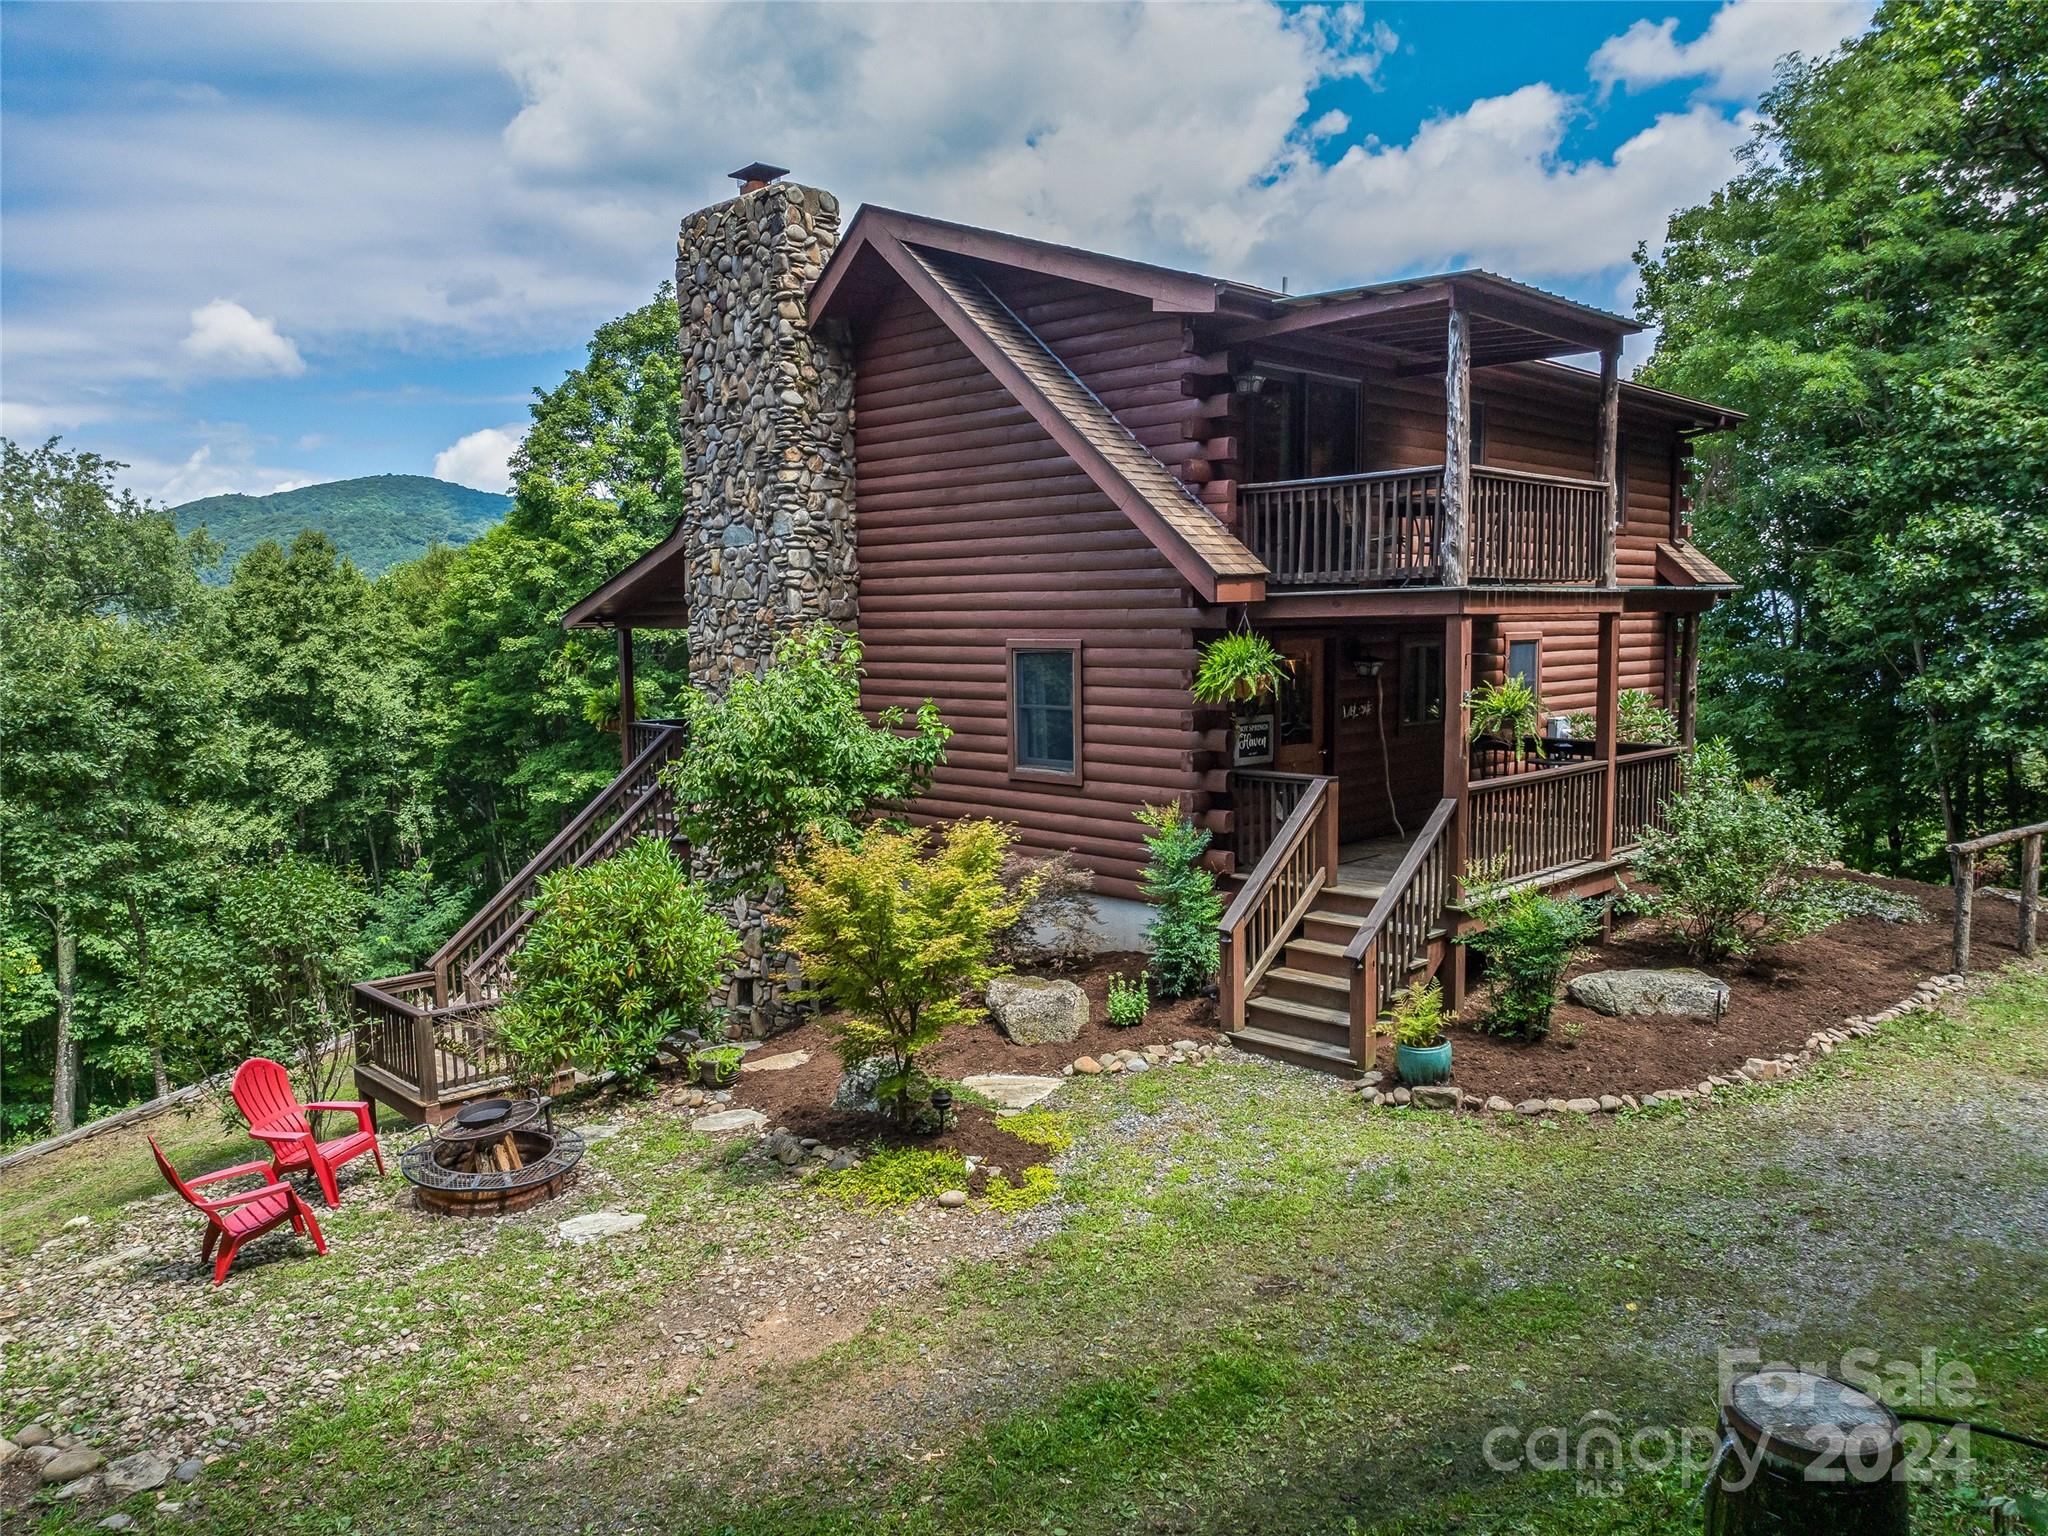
[1205,272,1636,595]
[1239,464,1607,588]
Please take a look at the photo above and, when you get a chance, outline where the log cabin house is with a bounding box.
[352,168,1740,1121]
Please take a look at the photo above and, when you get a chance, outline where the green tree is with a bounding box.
[0,441,240,1131]
[778,820,1021,1128]
[1637,0,2048,872]
[427,287,691,882]
[666,627,950,896]
[1136,803,1223,998]
[216,531,430,872]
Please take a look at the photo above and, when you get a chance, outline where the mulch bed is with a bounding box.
[1446,873,2023,1102]
[690,878,2015,1131]
[703,953,1216,1181]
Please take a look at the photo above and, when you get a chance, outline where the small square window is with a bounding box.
[1011,644,1080,780]
[1402,641,1444,726]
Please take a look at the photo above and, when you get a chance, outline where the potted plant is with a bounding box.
[1192,630,1290,707]
[691,1043,743,1088]
[1467,677,1545,766]
[1193,631,1291,768]
[1383,978,1453,1085]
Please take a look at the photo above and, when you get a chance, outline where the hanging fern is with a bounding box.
[1191,631,1291,707]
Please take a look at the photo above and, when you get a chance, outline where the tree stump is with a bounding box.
[1704,1371,1910,1536]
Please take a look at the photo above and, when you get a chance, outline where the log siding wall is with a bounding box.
[854,279,1209,898]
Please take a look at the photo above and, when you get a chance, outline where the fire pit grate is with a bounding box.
[401,1096,585,1216]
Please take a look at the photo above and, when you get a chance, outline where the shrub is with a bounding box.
[1136,803,1223,998]
[1791,877,1927,929]
[665,626,950,895]
[983,1165,1060,1211]
[778,819,1022,1128]
[1105,972,1148,1028]
[1381,978,1449,1050]
[1564,689,1679,746]
[1628,740,1841,960]
[1457,860,1601,1039]
[1191,631,1291,706]
[990,850,1098,970]
[498,836,738,1084]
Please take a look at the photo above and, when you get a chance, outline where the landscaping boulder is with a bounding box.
[1567,967,1729,1019]
[832,1057,892,1113]
[986,976,1088,1046]
[959,1073,1064,1110]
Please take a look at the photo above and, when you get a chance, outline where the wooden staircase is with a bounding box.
[1218,784,1457,1078]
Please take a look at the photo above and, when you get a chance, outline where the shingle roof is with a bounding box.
[898,243,1267,598]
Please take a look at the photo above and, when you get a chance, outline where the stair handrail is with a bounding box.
[1218,775,1339,1031]
[1343,797,1457,1068]
[428,721,688,1003]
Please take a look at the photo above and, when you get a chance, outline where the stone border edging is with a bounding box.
[1351,971,1970,1119]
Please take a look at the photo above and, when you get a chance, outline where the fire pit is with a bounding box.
[400,1096,585,1217]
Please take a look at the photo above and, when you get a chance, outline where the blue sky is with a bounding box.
[0,0,1871,505]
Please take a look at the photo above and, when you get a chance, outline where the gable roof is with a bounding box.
[860,233,1267,603]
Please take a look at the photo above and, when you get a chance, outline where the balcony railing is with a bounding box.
[1240,465,1609,588]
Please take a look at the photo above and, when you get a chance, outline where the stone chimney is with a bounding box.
[676,167,856,698]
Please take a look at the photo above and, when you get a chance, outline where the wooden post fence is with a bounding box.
[1946,821,2045,973]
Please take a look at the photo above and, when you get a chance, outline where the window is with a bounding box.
[1010,642,1081,781]
[1507,638,1541,692]
[1401,640,1444,726]
[1242,371,1362,482]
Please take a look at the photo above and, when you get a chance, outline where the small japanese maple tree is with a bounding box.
[777,819,1025,1128]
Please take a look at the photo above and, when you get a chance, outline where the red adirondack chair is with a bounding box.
[231,1057,385,1208]
[150,1137,327,1286]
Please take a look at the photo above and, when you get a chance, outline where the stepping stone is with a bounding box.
[741,1049,811,1074]
[958,1074,1064,1110]
[691,1108,768,1134]
[40,1447,103,1484]
[102,1450,171,1496]
[557,1211,648,1244]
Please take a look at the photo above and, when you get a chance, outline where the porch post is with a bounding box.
[617,624,637,770]
[1442,611,1473,1013]
[1596,342,1621,587]
[1677,614,1700,747]
[1441,299,1471,587]
[1596,611,1620,862]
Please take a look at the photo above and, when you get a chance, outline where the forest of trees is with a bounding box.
[1,290,691,1138]
[3,0,2041,1142]
[1638,0,2047,874]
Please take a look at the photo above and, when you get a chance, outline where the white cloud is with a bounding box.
[0,397,110,438]
[433,423,525,494]
[1591,0,1873,100]
[4,0,1838,475]
[179,299,306,378]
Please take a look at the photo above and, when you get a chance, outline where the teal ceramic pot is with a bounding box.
[1395,1040,1453,1086]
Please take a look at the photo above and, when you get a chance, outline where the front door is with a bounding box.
[1272,636,1326,774]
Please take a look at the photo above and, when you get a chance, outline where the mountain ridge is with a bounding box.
[173,473,510,578]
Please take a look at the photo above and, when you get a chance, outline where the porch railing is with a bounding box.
[1228,770,1325,871]
[1344,797,1457,1068]
[1469,467,1605,584]
[1239,464,1609,588]
[1614,746,1684,852]
[350,978,516,1116]
[1469,758,1607,883]
[1239,468,1443,586]
[1218,776,1339,1030]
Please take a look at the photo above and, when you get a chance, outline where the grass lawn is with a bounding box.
[3,966,2045,1534]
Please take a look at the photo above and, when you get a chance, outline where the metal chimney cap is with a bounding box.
[728,162,790,189]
